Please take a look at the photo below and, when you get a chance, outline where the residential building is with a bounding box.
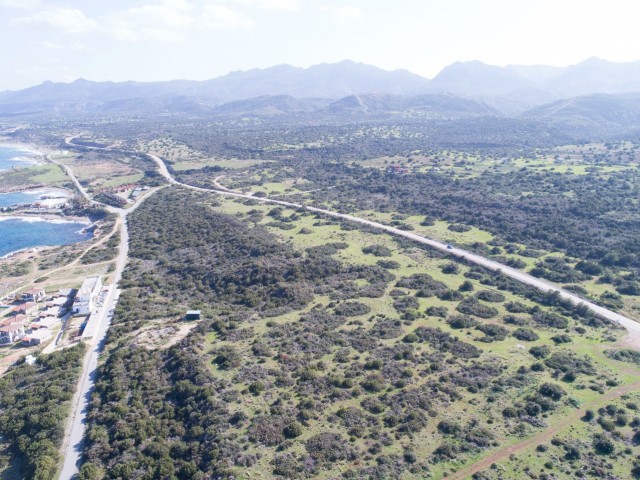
[73,276,103,316]
[22,329,53,346]
[21,287,46,303]
[11,302,38,316]
[0,323,26,344]
[39,306,63,318]
[47,297,68,308]
[2,314,27,326]
[32,316,60,329]
[58,288,74,298]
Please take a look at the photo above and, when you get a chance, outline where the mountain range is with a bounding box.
[2,58,640,134]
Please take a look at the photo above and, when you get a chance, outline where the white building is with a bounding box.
[73,276,103,316]
[0,323,26,344]
[20,287,46,303]
[39,306,63,318]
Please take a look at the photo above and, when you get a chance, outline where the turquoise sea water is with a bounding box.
[0,145,90,257]
[0,218,92,258]
[0,144,38,171]
[0,190,49,208]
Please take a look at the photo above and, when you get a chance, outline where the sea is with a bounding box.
[0,217,92,258]
[0,189,70,208]
[0,144,39,171]
[0,145,91,257]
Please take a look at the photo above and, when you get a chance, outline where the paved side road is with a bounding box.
[143,153,640,344]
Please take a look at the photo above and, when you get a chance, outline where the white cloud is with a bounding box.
[9,1,253,43]
[201,5,255,30]
[12,7,98,33]
[235,0,300,11]
[103,0,194,42]
[101,2,253,42]
[1,0,41,10]
[40,41,93,52]
[329,6,363,23]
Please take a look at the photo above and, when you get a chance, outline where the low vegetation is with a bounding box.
[78,188,636,479]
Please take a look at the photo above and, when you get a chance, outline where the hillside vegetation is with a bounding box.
[79,188,640,479]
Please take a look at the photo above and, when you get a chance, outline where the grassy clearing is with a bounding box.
[100,173,144,187]
[172,158,270,171]
[0,163,68,189]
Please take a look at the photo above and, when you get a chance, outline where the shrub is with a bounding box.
[377,260,400,269]
[593,433,615,455]
[529,345,551,359]
[505,301,529,313]
[477,290,506,303]
[448,224,471,232]
[396,274,449,298]
[476,324,509,341]
[213,345,242,369]
[551,334,572,344]
[457,298,499,319]
[426,306,448,318]
[513,328,539,342]
[305,433,351,464]
[504,315,527,326]
[447,315,478,329]
[283,422,303,439]
[248,416,287,446]
[441,263,460,275]
[335,301,372,317]
[437,419,462,435]
[538,383,566,401]
[533,311,569,329]
[362,245,392,257]
[393,296,420,313]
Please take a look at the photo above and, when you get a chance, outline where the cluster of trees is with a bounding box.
[0,344,85,480]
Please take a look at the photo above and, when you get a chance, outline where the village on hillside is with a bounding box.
[0,274,111,363]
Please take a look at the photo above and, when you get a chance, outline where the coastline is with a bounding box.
[0,143,93,259]
[0,213,91,224]
[0,142,46,171]
[0,215,94,260]
[0,245,45,260]
[0,141,43,157]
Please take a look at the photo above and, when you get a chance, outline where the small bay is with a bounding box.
[0,217,92,258]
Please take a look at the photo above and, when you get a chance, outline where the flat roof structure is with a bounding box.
[78,276,101,298]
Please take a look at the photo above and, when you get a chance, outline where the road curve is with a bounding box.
[142,153,640,343]
[47,153,95,205]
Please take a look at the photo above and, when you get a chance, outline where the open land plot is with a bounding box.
[171,158,270,171]
[0,163,69,191]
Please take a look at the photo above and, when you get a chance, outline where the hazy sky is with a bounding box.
[2,0,640,90]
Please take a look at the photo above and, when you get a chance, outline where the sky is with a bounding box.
[1,0,640,91]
